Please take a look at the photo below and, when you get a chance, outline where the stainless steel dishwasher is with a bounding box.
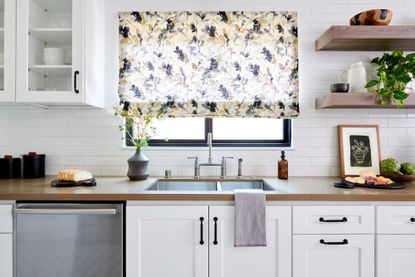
[15,203,124,277]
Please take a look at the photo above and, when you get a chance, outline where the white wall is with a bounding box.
[1,0,415,177]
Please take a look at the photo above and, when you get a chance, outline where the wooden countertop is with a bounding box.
[0,176,414,201]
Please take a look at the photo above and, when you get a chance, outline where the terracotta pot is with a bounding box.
[127,149,149,181]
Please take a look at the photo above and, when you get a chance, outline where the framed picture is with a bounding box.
[338,125,381,177]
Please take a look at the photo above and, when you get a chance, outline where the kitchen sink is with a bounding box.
[146,180,218,191]
[145,179,275,192]
[220,180,275,191]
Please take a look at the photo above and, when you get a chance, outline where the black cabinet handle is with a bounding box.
[320,239,348,245]
[411,217,415,222]
[74,70,80,94]
[213,217,218,245]
[319,217,348,223]
[199,217,204,245]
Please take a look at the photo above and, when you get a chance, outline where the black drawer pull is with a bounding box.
[74,70,80,94]
[213,217,218,245]
[410,217,415,222]
[320,239,348,245]
[319,217,348,223]
[199,217,204,245]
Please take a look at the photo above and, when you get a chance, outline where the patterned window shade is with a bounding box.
[118,11,299,118]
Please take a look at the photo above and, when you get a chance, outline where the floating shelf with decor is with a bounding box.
[315,25,415,51]
[315,93,415,109]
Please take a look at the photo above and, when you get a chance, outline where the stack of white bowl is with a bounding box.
[43,47,65,65]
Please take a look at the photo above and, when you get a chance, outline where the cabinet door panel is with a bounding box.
[0,234,13,277]
[126,206,208,277]
[0,0,16,102]
[377,235,415,277]
[293,235,374,277]
[209,206,291,277]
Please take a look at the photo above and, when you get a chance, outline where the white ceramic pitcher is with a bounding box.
[338,62,368,93]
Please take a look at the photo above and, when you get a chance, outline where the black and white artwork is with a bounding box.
[338,125,381,176]
[349,135,372,167]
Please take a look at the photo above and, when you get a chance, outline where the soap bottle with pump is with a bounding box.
[278,151,288,180]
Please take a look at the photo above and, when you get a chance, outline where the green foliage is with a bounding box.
[365,50,415,108]
[114,104,162,150]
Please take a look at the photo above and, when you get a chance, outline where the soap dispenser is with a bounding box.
[278,151,288,180]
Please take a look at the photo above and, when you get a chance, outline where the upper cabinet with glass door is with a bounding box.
[0,0,16,102]
[16,0,104,107]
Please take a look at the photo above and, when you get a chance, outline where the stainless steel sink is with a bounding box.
[146,180,218,191]
[220,180,275,191]
[145,179,275,192]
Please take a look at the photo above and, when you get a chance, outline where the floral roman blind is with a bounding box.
[118,11,299,118]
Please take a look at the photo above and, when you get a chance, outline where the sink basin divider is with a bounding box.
[216,181,223,192]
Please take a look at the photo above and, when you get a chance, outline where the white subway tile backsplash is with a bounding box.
[0,0,414,177]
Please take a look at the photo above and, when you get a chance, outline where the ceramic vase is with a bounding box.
[127,149,149,181]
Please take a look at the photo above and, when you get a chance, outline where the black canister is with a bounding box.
[0,156,13,179]
[22,152,46,179]
[0,156,21,179]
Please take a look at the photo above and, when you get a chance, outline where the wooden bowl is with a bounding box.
[350,9,393,26]
[381,172,415,183]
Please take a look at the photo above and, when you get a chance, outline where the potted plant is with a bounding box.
[366,50,415,108]
[115,102,161,181]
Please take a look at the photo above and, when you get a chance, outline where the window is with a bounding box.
[126,118,291,147]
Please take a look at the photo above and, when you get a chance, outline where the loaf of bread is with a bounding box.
[57,169,93,182]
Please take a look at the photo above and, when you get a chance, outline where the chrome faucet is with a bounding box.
[187,133,233,179]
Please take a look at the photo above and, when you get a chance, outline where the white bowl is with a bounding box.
[43,47,64,55]
[43,55,65,65]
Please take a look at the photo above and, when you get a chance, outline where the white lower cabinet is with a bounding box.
[209,206,291,277]
[126,205,291,277]
[126,206,209,277]
[293,235,374,277]
[377,235,415,277]
[0,234,13,277]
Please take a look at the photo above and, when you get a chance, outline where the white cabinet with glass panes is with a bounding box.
[0,0,16,102]
[16,0,103,107]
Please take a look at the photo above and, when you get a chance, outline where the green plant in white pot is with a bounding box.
[366,50,415,108]
[115,102,161,181]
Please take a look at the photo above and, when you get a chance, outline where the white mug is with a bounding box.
[338,62,368,93]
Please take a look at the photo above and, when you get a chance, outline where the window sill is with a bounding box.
[120,146,296,152]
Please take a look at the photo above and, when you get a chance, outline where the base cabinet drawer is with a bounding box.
[293,206,374,234]
[377,206,415,234]
[293,235,374,277]
[0,205,13,233]
[377,235,415,277]
[0,234,13,277]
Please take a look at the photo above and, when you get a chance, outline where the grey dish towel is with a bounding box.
[234,189,266,247]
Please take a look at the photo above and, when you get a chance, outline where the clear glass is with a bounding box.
[212,118,284,140]
[28,0,72,92]
[0,0,4,91]
[152,118,205,140]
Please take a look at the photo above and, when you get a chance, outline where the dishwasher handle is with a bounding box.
[14,208,119,215]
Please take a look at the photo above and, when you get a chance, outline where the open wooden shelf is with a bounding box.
[315,25,415,51]
[315,93,415,109]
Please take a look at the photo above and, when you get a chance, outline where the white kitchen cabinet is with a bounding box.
[377,235,415,277]
[127,205,291,277]
[126,206,209,277]
[0,0,16,102]
[16,0,103,107]
[0,234,13,277]
[209,206,291,277]
[293,235,374,277]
